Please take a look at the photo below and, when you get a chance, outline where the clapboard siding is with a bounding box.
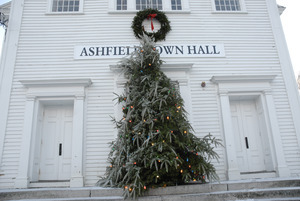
[1,0,300,188]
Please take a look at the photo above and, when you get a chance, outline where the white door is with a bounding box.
[230,99,266,173]
[39,105,73,181]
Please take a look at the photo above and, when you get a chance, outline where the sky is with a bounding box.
[0,0,299,78]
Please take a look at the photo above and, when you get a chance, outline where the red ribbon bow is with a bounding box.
[147,14,157,31]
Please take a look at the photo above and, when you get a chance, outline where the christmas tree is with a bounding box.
[97,35,221,199]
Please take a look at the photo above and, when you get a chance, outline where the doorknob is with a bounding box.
[59,143,62,156]
[245,137,249,149]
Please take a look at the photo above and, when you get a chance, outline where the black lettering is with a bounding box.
[106,47,113,56]
[213,45,220,54]
[113,47,118,55]
[157,46,163,54]
[175,46,184,54]
[96,47,105,56]
[188,45,197,54]
[119,47,126,55]
[205,45,213,54]
[198,46,206,54]
[80,47,88,56]
[163,46,174,54]
[88,47,95,56]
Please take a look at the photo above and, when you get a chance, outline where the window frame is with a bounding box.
[47,0,84,14]
[211,0,247,13]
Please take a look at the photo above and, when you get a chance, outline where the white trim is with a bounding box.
[211,75,277,83]
[0,0,24,169]
[266,0,300,152]
[211,74,290,180]
[110,63,193,73]
[108,10,191,14]
[14,78,91,188]
[20,78,92,88]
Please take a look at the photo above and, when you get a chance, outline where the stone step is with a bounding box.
[1,178,300,201]
[6,187,300,201]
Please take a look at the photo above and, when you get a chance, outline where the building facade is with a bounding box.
[1,0,300,189]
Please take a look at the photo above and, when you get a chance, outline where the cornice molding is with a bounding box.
[110,63,193,73]
[210,74,277,84]
[20,78,92,88]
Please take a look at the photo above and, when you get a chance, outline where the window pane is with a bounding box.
[235,0,241,10]
[123,0,127,9]
[158,0,162,9]
[58,0,63,12]
[52,0,58,11]
[117,0,121,9]
[175,0,182,10]
[117,0,127,10]
[63,1,69,11]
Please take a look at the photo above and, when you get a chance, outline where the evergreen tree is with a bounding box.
[97,35,221,199]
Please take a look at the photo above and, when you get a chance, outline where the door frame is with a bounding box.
[14,78,91,188]
[211,74,290,180]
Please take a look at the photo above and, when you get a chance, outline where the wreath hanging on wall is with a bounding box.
[131,8,171,42]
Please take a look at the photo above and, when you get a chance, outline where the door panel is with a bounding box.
[58,109,73,180]
[231,104,248,172]
[39,105,73,181]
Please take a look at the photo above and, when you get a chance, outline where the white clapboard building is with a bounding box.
[1,0,300,189]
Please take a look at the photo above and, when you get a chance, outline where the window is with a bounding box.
[110,0,190,12]
[171,0,182,10]
[117,0,127,10]
[51,0,80,12]
[136,0,163,10]
[214,0,241,11]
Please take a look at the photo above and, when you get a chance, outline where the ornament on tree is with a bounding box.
[97,36,221,199]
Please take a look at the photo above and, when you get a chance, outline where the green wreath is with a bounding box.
[132,9,171,42]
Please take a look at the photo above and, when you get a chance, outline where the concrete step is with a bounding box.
[5,188,300,201]
[1,178,300,201]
